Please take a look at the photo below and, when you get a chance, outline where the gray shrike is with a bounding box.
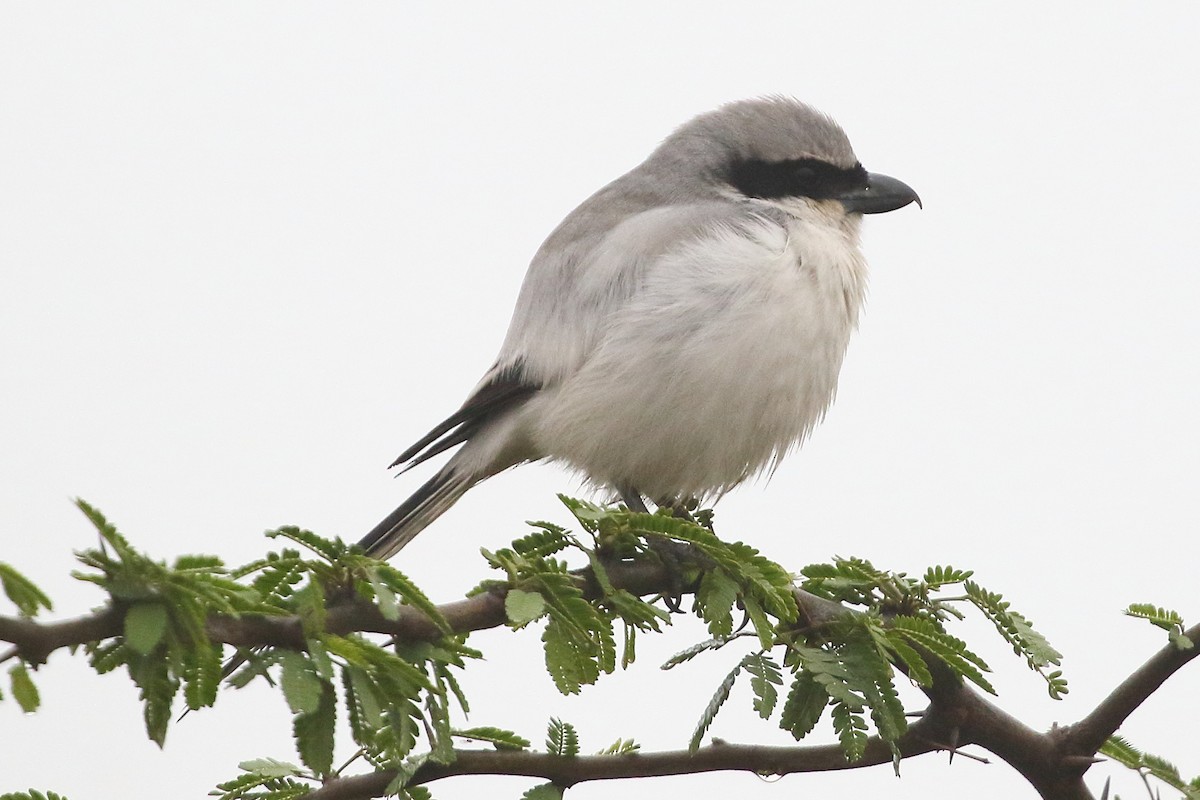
[360,97,919,559]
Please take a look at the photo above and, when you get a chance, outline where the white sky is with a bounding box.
[2,4,1198,799]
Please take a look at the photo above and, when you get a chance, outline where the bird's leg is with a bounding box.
[617,485,650,513]
[615,486,700,611]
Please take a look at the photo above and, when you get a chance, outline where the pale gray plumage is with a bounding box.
[360,97,918,559]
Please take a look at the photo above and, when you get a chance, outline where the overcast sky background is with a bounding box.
[2,4,1198,799]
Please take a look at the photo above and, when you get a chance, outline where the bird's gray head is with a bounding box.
[649,97,919,215]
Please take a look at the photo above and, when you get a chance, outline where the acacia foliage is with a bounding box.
[0,496,1195,799]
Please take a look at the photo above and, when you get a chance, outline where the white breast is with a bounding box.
[529,207,868,501]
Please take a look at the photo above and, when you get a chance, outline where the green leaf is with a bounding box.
[506,589,547,627]
[661,636,743,670]
[453,726,531,750]
[236,757,304,778]
[1125,603,1185,629]
[124,602,169,655]
[1169,630,1195,651]
[368,563,451,634]
[779,671,828,740]
[0,563,53,617]
[965,581,1062,668]
[689,657,743,752]
[521,784,564,800]
[9,663,40,712]
[596,738,640,755]
[831,701,869,762]
[293,681,336,776]
[882,631,933,687]
[889,615,996,695]
[744,653,782,720]
[922,565,973,588]
[545,718,579,757]
[366,567,401,620]
[695,569,738,637]
[279,652,324,715]
[182,641,222,710]
[265,526,344,562]
[129,654,177,746]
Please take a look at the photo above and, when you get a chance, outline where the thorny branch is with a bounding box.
[0,561,1195,799]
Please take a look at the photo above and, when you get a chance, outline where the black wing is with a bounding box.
[389,360,540,470]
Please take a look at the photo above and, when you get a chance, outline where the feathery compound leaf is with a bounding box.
[1099,735,1142,768]
[964,580,1064,693]
[236,758,305,778]
[182,641,222,710]
[279,652,324,715]
[882,630,933,687]
[889,615,996,695]
[542,616,602,695]
[128,654,178,746]
[512,524,573,558]
[689,657,744,752]
[744,653,783,720]
[779,671,828,740]
[922,565,973,588]
[74,498,128,552]
[964,578,1060,666]
[831,701,869,762]
[622,512,796,621]
[211,771,311,800]
[661,635,745,670]
[88,641,129,674]
[597,738,640,755]
[545,718,579,757]
[1125,603,1184,627]
[0,563,53,617]
[292,681,336,776]
[1101,736,1200,798]
[1125,604,1193,649]
[342,664,384,745]
[239,554,305,599]
[695,569,738,637]
[453,726,531,750]
[0,793,70,800]
[366,563,451,633]
[265,526,345,562]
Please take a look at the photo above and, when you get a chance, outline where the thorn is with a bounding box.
[915,736,990,765]
[1060,755,1104,768]
[947,726,960,764]
[1100,776,1111,800]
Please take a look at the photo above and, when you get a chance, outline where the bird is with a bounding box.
[360,97,919,560]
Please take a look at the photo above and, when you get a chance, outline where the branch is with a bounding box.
[0,605,122,665]
[305,716,949,800]
[1061,621,1200,755]
[2,554,1195,800]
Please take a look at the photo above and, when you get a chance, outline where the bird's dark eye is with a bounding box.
[793,165,816,182]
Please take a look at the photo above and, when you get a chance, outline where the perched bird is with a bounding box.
[361,97,919,559]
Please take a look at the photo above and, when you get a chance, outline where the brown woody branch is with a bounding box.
[303,717,950,800]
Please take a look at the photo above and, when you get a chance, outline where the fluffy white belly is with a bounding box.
[530,214,867,501]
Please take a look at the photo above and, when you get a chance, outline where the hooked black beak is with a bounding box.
[838,172,921,215]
